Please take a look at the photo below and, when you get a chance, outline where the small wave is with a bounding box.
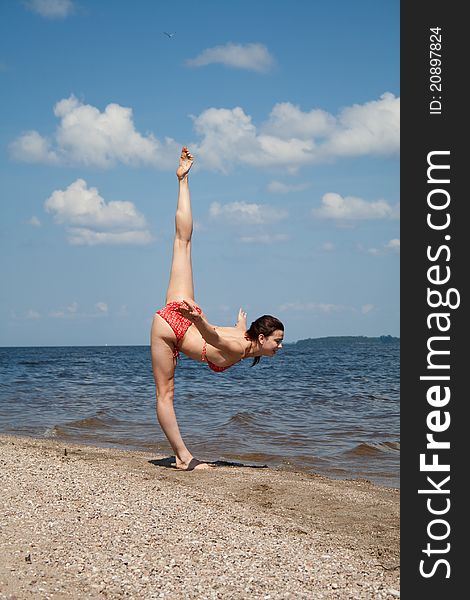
[64,415,118,430]
[351,393,390,402]
[383,441,400,451]
[347,441,400,457]
[227,412,257,426]
[44,425,60,438]
[43,413,121,436]
[57,371,77,379]
[19,360,54,367]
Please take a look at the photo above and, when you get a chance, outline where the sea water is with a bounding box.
[0,337,399,488]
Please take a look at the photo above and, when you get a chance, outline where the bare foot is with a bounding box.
[176,457,213,471]
[176,146,194,180]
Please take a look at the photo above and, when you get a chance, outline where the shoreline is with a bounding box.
[0,430,400,490]
[1,434,399,599]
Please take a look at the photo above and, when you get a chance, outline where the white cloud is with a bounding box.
[25,0,75,19]
[238,233,289,244]
[278,302,350,314]
[193,220,206,232]
[45,179,146,228]
[267,181,309,194]
[192,93,399,172]
[322,242,335,252]
[27,216,41,227]
[209,201,288,225]
[312,192,396,221]
[367,238,400,256]
[386,238,400,251]
[263,102,335,139]
[10,130,59,164]
[255,135,314,168]
[67,302,78,313]
[116,304,128,317]
[42,304,77,319]
[186,43,274,72]
[96,302,108,314]
[324,93,399,157]
[49,301,112,319]
[10,301,125,321]
[10,95,179,168]
[10,93,399,173]
[66,228,153,246]
[361,304,375,314]
[44,179,153,245]
[391,204,401,219]
[191,107,258,173]
[192,106,315,172]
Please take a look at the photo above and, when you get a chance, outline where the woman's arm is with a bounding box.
[177,300,244,355]
[205,309,247,335]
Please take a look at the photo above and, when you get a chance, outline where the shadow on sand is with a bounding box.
[148,456,269,470]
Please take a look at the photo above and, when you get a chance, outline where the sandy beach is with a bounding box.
[0,435,399,599]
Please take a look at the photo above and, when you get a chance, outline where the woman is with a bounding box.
[151,147,284,471]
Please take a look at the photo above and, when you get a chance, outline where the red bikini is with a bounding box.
[156,301,200,360]
[201,340,239,373]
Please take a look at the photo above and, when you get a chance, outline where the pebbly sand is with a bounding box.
[0,435,399,599]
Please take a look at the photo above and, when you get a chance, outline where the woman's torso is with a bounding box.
[180,324,246,367]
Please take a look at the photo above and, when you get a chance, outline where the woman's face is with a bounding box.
[260,330,284,356]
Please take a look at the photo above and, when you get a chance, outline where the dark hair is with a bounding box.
[245,315,284,367]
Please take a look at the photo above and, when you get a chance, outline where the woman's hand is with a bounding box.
[176,299,202,323]
[236,308,247,330]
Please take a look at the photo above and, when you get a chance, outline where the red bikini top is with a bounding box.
[201,340,239,373]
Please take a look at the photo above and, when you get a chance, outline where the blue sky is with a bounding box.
[0,0,399,346]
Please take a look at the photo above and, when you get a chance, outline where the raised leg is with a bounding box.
[166,147,195,304]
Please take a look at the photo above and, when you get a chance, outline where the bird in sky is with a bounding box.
[163,31,175,39]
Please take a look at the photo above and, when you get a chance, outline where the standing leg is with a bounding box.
[150,333,190,465]
[151,309,210,470]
